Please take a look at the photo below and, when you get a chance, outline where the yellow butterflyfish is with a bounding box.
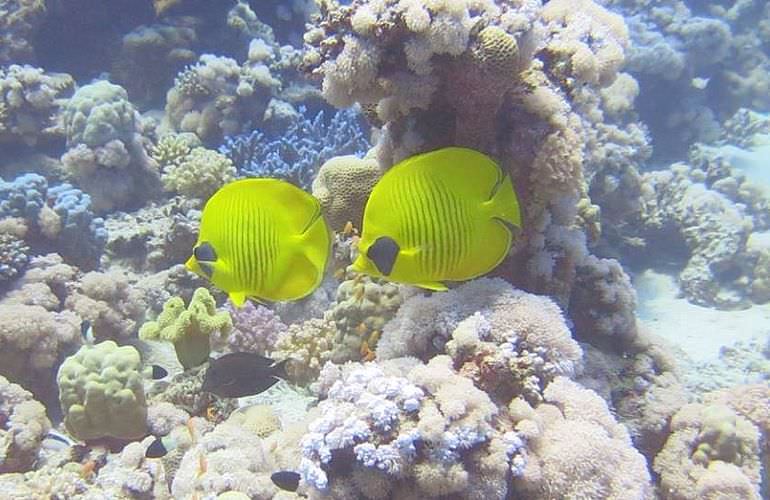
[351,147,521,291]
[185,179,331,306]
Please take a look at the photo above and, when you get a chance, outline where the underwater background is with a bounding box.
[0,0,768,498]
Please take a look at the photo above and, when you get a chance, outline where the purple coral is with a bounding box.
[219,301,288,355]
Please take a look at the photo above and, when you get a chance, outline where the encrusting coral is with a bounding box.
[139,287,232,370]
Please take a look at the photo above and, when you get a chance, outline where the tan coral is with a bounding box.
[312,154,381,232]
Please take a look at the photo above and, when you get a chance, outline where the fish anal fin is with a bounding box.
[229,291,247,307]
[414,281,449,292]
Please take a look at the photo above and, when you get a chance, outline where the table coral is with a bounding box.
[0,375,50,473]
[57,340,148,441]
[139,287,233,370]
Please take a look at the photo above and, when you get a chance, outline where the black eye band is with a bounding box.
[194,242,217,262]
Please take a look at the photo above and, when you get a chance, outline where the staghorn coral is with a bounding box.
[653,402,763,500]
[218,106,370,190]
[0,375,50,473]
[140,287,232,370]
[57,340,148,441]
[311,153,381,232]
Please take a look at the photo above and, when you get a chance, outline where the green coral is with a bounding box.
[693,404,758,467]
[150,133,199,168]
[56,340,147,441]
[139,287,232,369]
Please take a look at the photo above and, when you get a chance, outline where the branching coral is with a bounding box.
[139,287,232,370]
[0,303,80,398]
[271,317,336,385]
[218,106,370,190]
[163,48,281,145]
[160,146,237,201]
[0,65,74,147]
[215,300,288,355]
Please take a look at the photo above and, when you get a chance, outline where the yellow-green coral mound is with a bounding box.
[139,287,232,369]
[57,340,147,441]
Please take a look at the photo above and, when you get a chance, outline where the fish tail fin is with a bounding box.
[271,358,289,380]
[486,173,521,229]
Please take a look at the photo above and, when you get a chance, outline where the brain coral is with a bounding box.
[57,340,148,441]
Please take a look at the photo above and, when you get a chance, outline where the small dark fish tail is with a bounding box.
[271,358,289,380]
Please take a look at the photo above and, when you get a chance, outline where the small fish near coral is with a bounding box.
[185,178,332,306]
[201,352,287,398]
[352,147,521,291]
[271,470,301,492]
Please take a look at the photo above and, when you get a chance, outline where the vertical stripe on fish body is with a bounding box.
[186,179,332,305]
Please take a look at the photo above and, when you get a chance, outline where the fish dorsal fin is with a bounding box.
[392,147,504,201]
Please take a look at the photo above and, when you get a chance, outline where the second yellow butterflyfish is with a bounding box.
[351,147,521,291]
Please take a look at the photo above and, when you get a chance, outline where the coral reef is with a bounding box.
[57,340,148,441]
[60,80,159,212]
[311,153,381,232]
[218,106,370,189]
[160,146,236,202]
[139,287,232,369]
[0,65,73,148]
[300,356,524,499]
[214,300,288,355]
[653,402,763,500]
[0,375,50,473]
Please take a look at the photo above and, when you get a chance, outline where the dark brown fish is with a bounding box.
[201,352,288,398]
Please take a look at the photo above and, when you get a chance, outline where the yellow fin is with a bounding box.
[229,291,247,307]
[414,281,448,292]
[270,252,323,301]
[485,173,521,228]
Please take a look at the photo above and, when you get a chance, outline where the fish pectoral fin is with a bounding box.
[229,291,248,307]
[414,281,449,292]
